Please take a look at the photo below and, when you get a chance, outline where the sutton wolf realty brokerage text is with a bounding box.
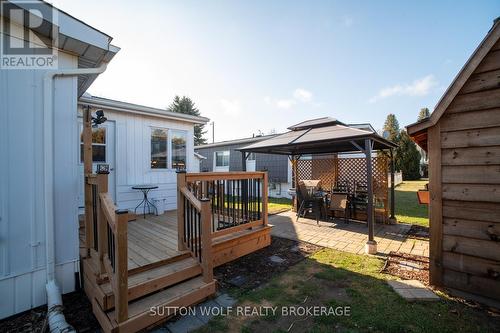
[150,305,351,317]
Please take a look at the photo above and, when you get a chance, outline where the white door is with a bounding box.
[78,120,116,209]
[246,153,256,171]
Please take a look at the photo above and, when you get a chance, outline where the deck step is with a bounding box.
[94,276,216,333]
[98,257,203,310]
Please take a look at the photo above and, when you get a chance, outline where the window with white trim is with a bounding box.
[215,151,230,167]
[151,128,168,169]
[171,130,187,170]
[80,126,106,163]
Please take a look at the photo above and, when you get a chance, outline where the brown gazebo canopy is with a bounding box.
[239,117,397,254]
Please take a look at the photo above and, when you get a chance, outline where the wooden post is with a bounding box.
[333,153,339,186]
[365,139,377,254]
[177,171,187,251]
[200,198,213,283]
[389,149,396,223]
[292,156,298,212]
[241,152,247,171]
[83,106,93,256]
[96,173,109,275]
[115,209,129,323]
[262,172,268,226]
[428,124,443,286]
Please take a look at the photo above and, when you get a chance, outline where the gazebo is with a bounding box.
[239,117,397,254]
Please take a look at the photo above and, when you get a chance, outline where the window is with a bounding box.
[80,127,106,163]
[171,130,187,170]
[215,151,230,167]
[247,152,256,161]
[151,128,168,169]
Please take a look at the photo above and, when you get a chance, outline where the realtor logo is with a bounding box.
[1,0,58,69]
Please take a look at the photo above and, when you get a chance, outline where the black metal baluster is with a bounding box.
[198,211,202,261]
[257,178,261,220]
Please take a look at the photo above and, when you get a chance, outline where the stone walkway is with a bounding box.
[269,211,429,257]
[388,280,439,301]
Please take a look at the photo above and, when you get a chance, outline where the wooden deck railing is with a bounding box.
[85,172,129,323]
[100,192,129,323]
[177,173,213,283]
[181,172,268,238]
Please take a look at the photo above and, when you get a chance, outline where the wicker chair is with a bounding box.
[329,193,349,223]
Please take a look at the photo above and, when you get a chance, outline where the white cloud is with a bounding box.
[220,98,242,116]
[275,99,297,109]
[266,88,314,109]
[369,75,438,103]
[293,88,313,102]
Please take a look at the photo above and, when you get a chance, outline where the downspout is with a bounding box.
[43,63,108,333]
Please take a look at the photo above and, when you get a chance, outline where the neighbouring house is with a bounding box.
[407,18,500,305]
[78,94,208,212]
[195,135,293,198]
[195,120,390,199]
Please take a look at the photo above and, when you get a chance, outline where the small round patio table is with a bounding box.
[132,185,159,218]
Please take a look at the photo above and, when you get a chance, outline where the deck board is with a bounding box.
[80,210,183,270]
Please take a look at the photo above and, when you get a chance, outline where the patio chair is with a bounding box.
[296,181,324,225]
[329,193,349,223]
[332,180,350,194]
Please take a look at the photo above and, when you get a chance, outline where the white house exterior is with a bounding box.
[0,1,207,320]
[77,95,208,213]
[0,1,120,319]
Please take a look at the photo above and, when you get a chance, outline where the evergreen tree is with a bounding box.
[382,114,400,142]
[418,107,430,121]
[396,130,422,180]
[168,96,207,145]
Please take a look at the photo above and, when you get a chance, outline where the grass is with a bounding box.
[266,180,429,227]
[393,180,429,227]
[195,249,499,333]
[268,197,292,215]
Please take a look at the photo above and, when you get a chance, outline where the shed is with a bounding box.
[407,18,500,304]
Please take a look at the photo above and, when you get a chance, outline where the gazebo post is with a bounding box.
[365,139,377,255]
[241,151,247,171]
[388,148,397,223]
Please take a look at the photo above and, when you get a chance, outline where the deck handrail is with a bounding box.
[99,191,129,323]
[183,171,268,235]
[177,172,213,283]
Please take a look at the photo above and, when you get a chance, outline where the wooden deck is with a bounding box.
[81,211,184,271]
[81,171,271,333]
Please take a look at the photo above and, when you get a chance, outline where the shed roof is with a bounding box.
[239,121,396,155]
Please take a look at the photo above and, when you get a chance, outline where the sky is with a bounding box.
[53,0,499,142]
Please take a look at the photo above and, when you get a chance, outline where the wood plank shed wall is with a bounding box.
[435,38,500,301]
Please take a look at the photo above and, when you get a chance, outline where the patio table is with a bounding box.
[132,185,159,218]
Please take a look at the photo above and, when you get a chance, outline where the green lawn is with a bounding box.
[196,249,499,333]
[393,180,429,227]
[268,197,292,215]
[266,180,429,227]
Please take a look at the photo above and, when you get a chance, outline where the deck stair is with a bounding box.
[85,254,215,333]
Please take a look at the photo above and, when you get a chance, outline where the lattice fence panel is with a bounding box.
[294,156,389,222]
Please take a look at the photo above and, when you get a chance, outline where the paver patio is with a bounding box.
[269,210,429,256]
